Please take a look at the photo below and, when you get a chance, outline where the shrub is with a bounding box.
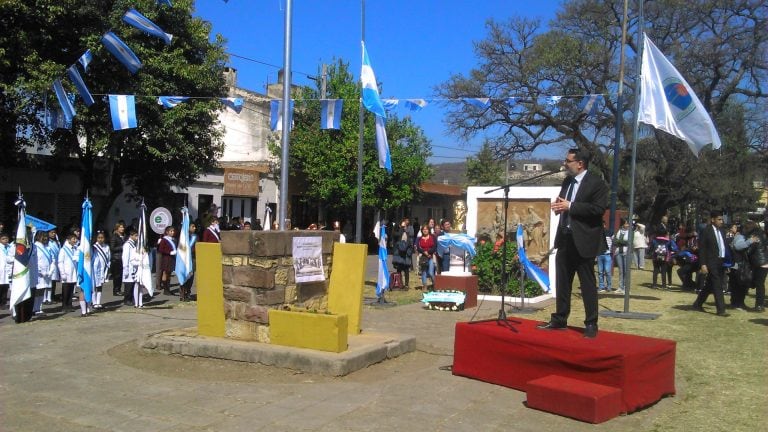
[472,241,543,297]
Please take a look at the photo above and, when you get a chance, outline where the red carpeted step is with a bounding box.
[526,375,623,424]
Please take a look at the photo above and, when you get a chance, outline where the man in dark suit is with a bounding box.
[692,210,729,316]
[538,148,609,338]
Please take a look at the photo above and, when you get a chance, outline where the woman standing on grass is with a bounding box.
[416,225,437,290]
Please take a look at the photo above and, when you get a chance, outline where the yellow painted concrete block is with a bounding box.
[196,243,225,338]
[327,243,367,335]
[268,309,348,353]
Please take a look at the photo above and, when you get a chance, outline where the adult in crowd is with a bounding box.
[437,219,452,272]
[110,221,126,297]
[416,225,437,290]
[202,217,221,243]
[538,148,608,339]
[612,219,631,293]
[157,225,177,296]
[734,220,767,312]
[392,225,413,289]
[597,221,612,292]
[692,211,729,316]
[632,218,648,270]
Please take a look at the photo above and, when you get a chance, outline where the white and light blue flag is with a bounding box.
[466,98,491,109]
[52,79,76,123]
[221,97,243,113]
[404,99,428,111]
[361,42,386,118]
[638,34,721,156]
[175,206,192,286]
[546,96,562,105]
[578,94,603,116]
[9,194,33,310]
[123,9,173,45]
[66,65,95,107]
[375,116,392,173]
[109,95,137,130]
[77,197,94,304]
[157,96,189,109]
[78,50,93,73]
[157,0,173,6]
[270,99,294,131]
[382,99,399,111]
[516,225,550,293]
[320,99,343,129]
[136,201,154,296]
[374,221,389,298]
[101,31,142,74]
[437,233,477,258]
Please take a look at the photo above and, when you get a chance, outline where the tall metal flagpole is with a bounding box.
[602,0,659,320]
[278,0,293,230]
[355,0,365,243]
[608,0,630,233]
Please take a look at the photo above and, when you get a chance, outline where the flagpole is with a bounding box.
[278,0,293,230]
[602,0,659,320]
[608,0,630,233]
[355,0,365,243]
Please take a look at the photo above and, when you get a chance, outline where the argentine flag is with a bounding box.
[78,50,93,72]
[466,98,491,109]
[221,97,243,113]
[101,31,142,74]
[9,194,33,310]
[157,96,189,109]
[516,225,550,293]
[66,65,95,107]
[578,94,603,116]
[374,222,389,298]
[320,99,343,130]
[52,79,76,123]
[77,198,94,304]
[136,201,154,296]
[109,95,137,130]
[175,207,192,285]
[403,99,428,111]
[123,9,173,45]
[361,42,392,173]
[270,100,294,131]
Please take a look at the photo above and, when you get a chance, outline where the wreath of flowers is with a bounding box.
[423,290,466,312]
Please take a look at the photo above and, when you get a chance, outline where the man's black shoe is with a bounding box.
[536,321,567,330]
[583,324,598,339]
[691,303,705,312]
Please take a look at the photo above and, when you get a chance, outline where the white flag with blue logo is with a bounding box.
[320,99,343,129]
[270,100,294,131]
[123,8,173,45]
[109,95,137,130]
[638,34,721,156]
[175,206,192,285]
[373,222,389,298]
[77,197,94,304]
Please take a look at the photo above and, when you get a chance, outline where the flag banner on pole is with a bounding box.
[361,42,387,118]
[77,198,94,304]
[382,99,399,111]
[374,222,389,297]
[52,79,76,123]
[108,95,137,130]
[270,100,294,131]
[101,31,142,74]
[263,205,272,231]
[320,99,343,129]
[403,99,428,111]
[578,94,603,116]
[466,98,491,109]
[123,9,173,45]
[638,34,721,155]
[25,214,57,232]
[375,116,392,173]
[66,65,95,107]
[78,50,93,72]
[157,96,190,108]
[516,225,550,293]
[136,201,154,296]
[175,207,192,285]
[157,0,173,6]
[10,194,33,310]
[221,97,243,113]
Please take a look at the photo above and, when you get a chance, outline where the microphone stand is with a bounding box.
[484,170,562,323]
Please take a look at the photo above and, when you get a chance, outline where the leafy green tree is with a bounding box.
[465,140,504,186]
[0,0,227,223]
[436,0,766,222]
[273,59,433,218]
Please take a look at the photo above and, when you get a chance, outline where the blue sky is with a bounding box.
[194,0,564,162]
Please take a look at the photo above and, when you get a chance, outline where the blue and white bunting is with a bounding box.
[101,31,143,74]
[466,97,491,109]
[516,225,550,293]
[221,97,243,113]
[78,50,93,72]
[578,94,603,116]
[374,221,389,298]
[403,99,428,111]
[123,9,173,45]
[66,65,95,107]
[9,194,33,311]
[382,99,399,111]
[52,79,76,123]
[175,207,192,286]
[157,96,190,108]
[546,96,562,105]
[156,0,173,6]
[108,95,137,130]
[270,100,294,131]
[77,198,94,305]
[375,116,392,173]
[320,99,343,130]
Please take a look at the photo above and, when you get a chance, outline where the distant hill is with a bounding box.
[430,162,466,186]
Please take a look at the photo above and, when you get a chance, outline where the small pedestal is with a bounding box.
[434,274,478,309]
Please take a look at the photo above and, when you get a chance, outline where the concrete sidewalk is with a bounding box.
[0,289,670,432]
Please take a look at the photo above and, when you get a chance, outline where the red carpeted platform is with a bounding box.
[453,318,676,413]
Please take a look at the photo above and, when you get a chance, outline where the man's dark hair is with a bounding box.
[709,210,723,219]
[568,148,592,169]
